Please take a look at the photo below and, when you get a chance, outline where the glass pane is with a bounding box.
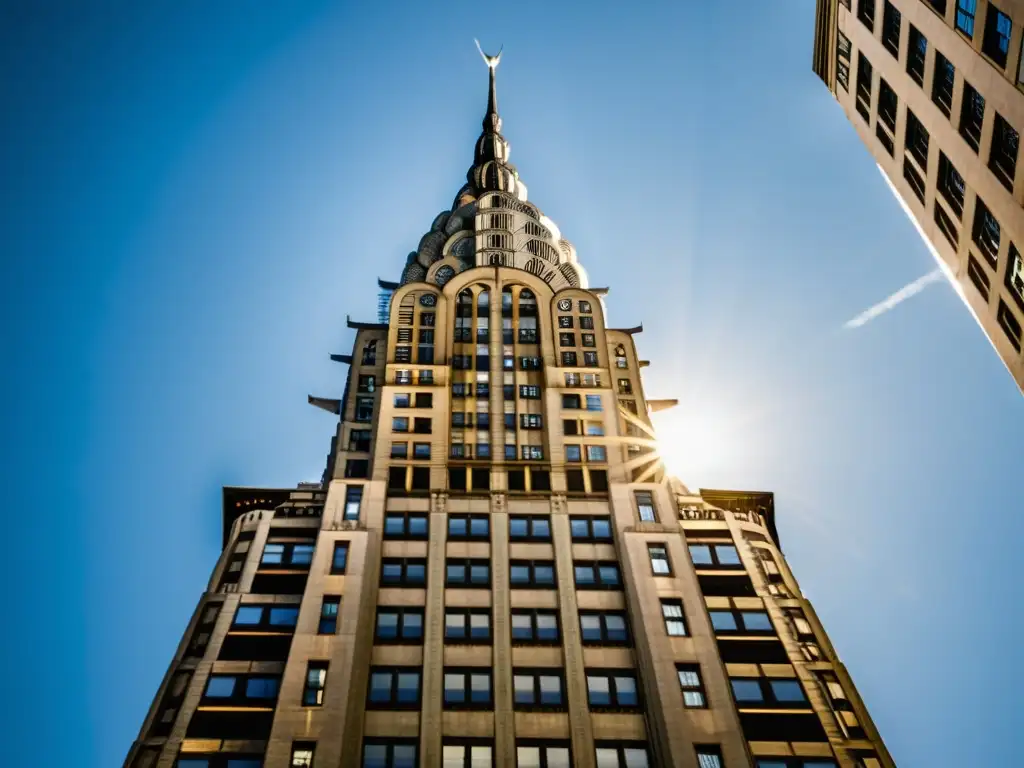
[547,748,571,768]
[269,607,298,626]
[377,612,398,638]
[246,676,279,698]
[598,565,620,584]
[443,746,465,768]
[605,614,627,640]
[471,565,490,583]
[575,566,595,584]
[509,518,528,537]
[741,611,773,631]
[362,745,387,768]
[511,565,530,584]
[471,673,491,702]
[404,612,423,638]
[516,747,541,768]
[291,544,314,564]
[536,614,558,639]
[397,672,420,702]
[587,676,611,705]
[450,518,468,536]
[234,606,263,625]
[445,673,465,702]
[369,672,392,702]
[205,676,236,697]
[534,564,554,584]
[683,690,705,707]
[714,545,741,565]
[470,614,490,638]
[770,679,806,702]
[595,748,619,768]
[623,748,649,768]
[393,745,417,768]
[593,519,611,539]
[446,613,465,637]
[580,615,602,640]
[447,564,465,583]
[688,544,713,565]
[470,746,492,768]
[678,670,700,687]
[514,675,534,703]
[731,678,764,702]
[570,519,589,538]
[615,676,638,705]
[539,675,562,704]
[709,611,738,631]
[532,519,550,538]
[511,614,532,639]
[407,563,426,582]
[261,543,284,563]
[470,517,489,536]
[409,517,428,535]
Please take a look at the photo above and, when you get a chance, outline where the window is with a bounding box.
[696,748,723,768]
[982,4,1012,67]
[361,740,417,768]
[355,396,374,422]
[926,0,947,14]
[989,113,1019,192]
[959,81,985,151]
[448,514,489,540]
[580,316,594,329]
[857,0,875,30]
[443,669,493,708]
[635,491,656,521]
[559,332,575,347]
[574,561,621,589]
[932,52,955,117]
[594,744,651,767]
[366,667,421,708]
[581,333,596,348]
[348,429,371,452]
[358,374,376,393]
[380,558,427,586]
[730,677,809,707]
[445,609,491,643]
[647,544,671,575]
[302,662,328,706]
[396,369,412,385]
[585,394,602,411]
[579,611,630,645]
[677,665,706,708]
[1007,244,1024,310]
[560,351,577,366]
[955,0,976,36]
[881,2,900,57]
[585,421,605,436]
[392,416,409,433]
[510,560,556,588]
[414,392,432,408]
[442,743,494,768]
[998,300,1022,351]
[905,109,929,169]
[413,417,431,434]
[291,743,315,768]
[509,518,552,540]
[907,25,926,85]
[412,442,430,459]
[521,413,543,429]
[513,670,565,708]
[562,394,581,409]
[709,607,775,635]
[375,607,424,643]
[520,356,542,370]
[318,596,340,634]
[585,445,606,462]
[520,384,541,399]
[565,444,581,462]
[261,541,314,568]
[390,442,408,459]
[617,378,633,395]
[516,742,571,768]
[446,559,491,588]
[558,315,574,328]
[877,77,897,131]
[587,671,640,709]
[688,543,743,568]
[384,512,428,540]
[973,197,1001,266]
[967,254,992,299]
[232,603,298,630]
[393,393,410,408]
[331,542,349,574]
[521,446,544,460]
[570,516,612,541]
[201,673,281,704]
[511,610,560,643]
[937,152,965,218]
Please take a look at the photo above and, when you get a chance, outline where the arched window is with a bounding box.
[362,340,377,365]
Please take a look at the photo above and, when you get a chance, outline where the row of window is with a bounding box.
[365,556,623,589]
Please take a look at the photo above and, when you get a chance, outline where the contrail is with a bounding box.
[843,268,944,329]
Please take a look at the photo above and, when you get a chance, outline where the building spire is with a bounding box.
[475,39,502,132]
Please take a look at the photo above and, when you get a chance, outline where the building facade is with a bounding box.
[126,54,895,768]
[813,0,1024,390]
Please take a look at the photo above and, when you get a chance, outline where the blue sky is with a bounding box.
[2,1,1022,765]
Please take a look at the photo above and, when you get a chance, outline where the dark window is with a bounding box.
[566,469,585,492]
[562,394,581,409]
[201,673,281,705]
[446,559,491,588]
[561,351,577,366]
[302,662,328,706]
[982,4,1012,67]
[331,542,349,574]
[959,81,985,151]
[580,316,594,329]
[513,670,565,709]
[260,540,314,568]
[509,516,551,540]
[318,596,340,634]
[361,740,417,768]
[344,459,369,479]
[972,197,1001,266]
[511,610,560,644]
[903,158,927,202]
[231,604,298,630]
[510,560,556,588]
[907,25,927,85]
[520,413,543,429]
[579,611,630,645]
[586,670,640,709]
[661,599,688,636]
[932,51,955,116]
[688,543,743,568]
[559,332,575,347]
[355,396,374,422]
[905,109,929,169]
[348,429,371,452]
[573,561,621,589]
[594,744,652,768]
[384,512,428,539]
[877,78,897,132]
[857,0,875,30]
[558,315,574,328]
[695,747,724,768]
[935,200,960,247]
[380,558,427,586]
[444,609,491,643]
[955,0,976,37]
[368,667,422,708]
[443,669,493,709]
[413,417,431,434]
[648,544,672,576]
[583,351,599,367]
[998,300,1022,351]
[937,152,965,218]
[677,665,707,708]
[519,385,541,399]
[570,516,612,541]
[515,742,571,768]
[1006,244,1024,311]
[449,514,490,540]
[881,2,901,57]
[375,607,424,643]
[519,356,542,370]
[709,607,775,635]
[730,677,809,708]
[415,392,433,408]
[989,113,1019,192]
[390,442,408,459]
[357,374,376,393]
[967,254,992,300]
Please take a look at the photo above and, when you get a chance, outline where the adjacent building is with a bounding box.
[126,51,895,768]
[814,0,1024,390]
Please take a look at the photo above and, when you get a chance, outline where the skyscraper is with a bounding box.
[126,50,895,768]
[813,0,1024,390]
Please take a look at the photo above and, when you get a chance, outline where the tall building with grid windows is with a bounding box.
[813,0,1024,390]
[125,51,895,768]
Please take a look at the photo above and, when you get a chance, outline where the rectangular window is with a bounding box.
[989,113,1019,192]
[635,491,656,521]
[959,81,985,152]
[331,542,349,574]
[448,514,489,540]
[937,152,965,218]
[375,607,424,643]
[394,393,410,408]
[570,516,612,542]
[573,561,621,589]
[1007,244,1024,310]
[998,300,1023,351]
[384,512,429,540]
[361,740,417,768]
[395,369,412,385]
[586,670,640,709]
[677,665,707,708]
[955,0,976,37]
[709,607,775,635]
[905,109,929,170]
[412,443,430,459]
[907,25,926,85]
[585,394,602,411]
[519,384,541,399]
[510,559,557,588]
[442,742,494,768]
[982,4,1012,67]
[932,51,955,117]
[355,396,374,423]
[565,444,582,462]
[519,356,542,370]
[561,351,578,366]
[579,611,630,645]
[357,374,376,393]
[967,254,992,300]
[730,676,809,707]
[302,662,328,706]
[562,394,581,409]
[511,610,560,643]
[344,486,363,520]
[559,332,576,347]
[648,544,672,575]
[903,158,926,203]
[444,609,492,643]
[558,315,574,329]
[521,413,543,429]
[291,743,316,768]
[935,200,960,247]
[881,1,901,57]
[232,603,298,630]
[413,417,431,434]
[446,559,491,588]
[661,599,688,636]
[380,558,427,586]
[521,445,544,460]
[390,442,408,459]
[392,416,409,432]
[368,667,422,708]
[509,515,552,541]
[594,744,651,768]
[513,670,565,709]
[443,669,493,709]
[972,197,1001,267]
[348,428,371,452]
[877,78,897,133]
[857,0,875,30]
[515,742,571,767]
[318,596,340,634]
[585,445,606,462]
[688,543,743,568]
[696,748,724,768]
[261,540,315,568]
[585,421,605,436]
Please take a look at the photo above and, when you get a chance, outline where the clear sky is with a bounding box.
[2,1,1022,765]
